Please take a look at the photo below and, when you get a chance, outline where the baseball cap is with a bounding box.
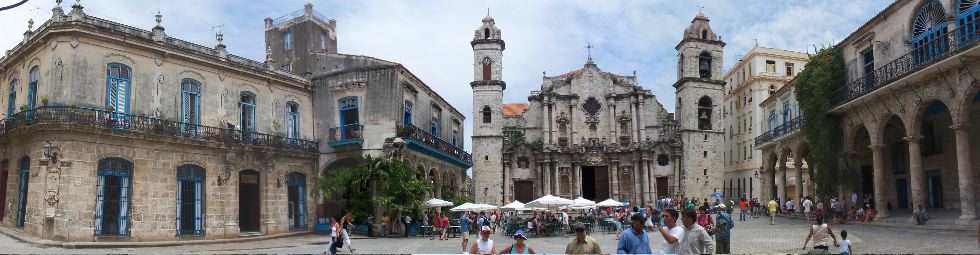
[481,226,492,234]
[513,229,527,239]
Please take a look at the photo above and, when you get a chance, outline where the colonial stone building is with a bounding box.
[756,79,814,202]
[758,0,980,223]
[0,2,469,242]
[722,47,808,200]
[472,11,728,205]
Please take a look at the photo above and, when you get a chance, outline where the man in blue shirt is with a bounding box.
[460,212,471,253]
[616,213,653,254]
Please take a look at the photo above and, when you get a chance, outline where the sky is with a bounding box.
[0,0,892,157]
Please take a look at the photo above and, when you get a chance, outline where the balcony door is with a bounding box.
[339,97,359,139]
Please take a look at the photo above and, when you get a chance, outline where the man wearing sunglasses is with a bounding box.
[566,223,601,254]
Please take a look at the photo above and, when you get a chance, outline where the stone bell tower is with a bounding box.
[673,10,725,197]
[470,14,506,204]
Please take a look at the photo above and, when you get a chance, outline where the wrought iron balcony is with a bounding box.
[327,124,364,147]
[754,115,806,147]
[0,106,318,153]
[396,124,472,167]
[830,19,980,107]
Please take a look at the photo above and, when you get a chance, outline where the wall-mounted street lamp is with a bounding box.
[42,139,60,163]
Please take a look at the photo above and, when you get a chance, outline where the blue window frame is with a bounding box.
[431,106,441,138]
[240,92,256,140]
[106,63,132,115]
[957,0,980,46]
[286,102,300,139]
[403,101,413,125]
[94,158,133,236]
[27,66,38,110]
[911,0,950,65]
[15,156,29,228]
[339,97,359,139]
[180,79,201,135]
[176,164,205,236]
[283,30,293,51]
[782,101,791,125]
[768,110,776,131]
[452,129,458,147]
[286,172,306,230]
[7,79,16,118]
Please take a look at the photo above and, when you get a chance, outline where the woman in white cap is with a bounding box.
[469,226,496,255]
[499,229,536,254]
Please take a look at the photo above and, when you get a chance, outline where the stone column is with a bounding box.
[611,165,619,199]
[543,160,552,195]
[777,155,787,200]
[870,143,889,219]
[636,160,645,204]
[573,162,580,197]
[795,161,804,199]
[645,160,653,203]
[502,164,510,203]
[550,161,558,196]
[905,135,925,212]
[952,125,976,223]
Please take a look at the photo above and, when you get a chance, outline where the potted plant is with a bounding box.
[397,125,415,137]
[40,96,49,106]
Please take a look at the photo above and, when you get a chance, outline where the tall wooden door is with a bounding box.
[514,181,533,203]
[594,166,609,201]
[656,177,669,198]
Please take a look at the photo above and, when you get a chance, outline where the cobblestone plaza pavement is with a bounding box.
[1,216,976,254]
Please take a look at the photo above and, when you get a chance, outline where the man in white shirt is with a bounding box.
[803,197,813,226]
[786,200,794,215]
[656,208,684,254]
[561,210,570,238]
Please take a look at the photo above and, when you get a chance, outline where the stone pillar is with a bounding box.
[645,160,653,203]
[952,125,976,223]
[543,161,551,195]
[611,165,619,199]
[777,155,787,201]
[870,143,889,219]
[573,162,580,197]
[795,161,804,199]
[550,161,558,196]
[502,164,510,203]
[905,136,925,212]
[538,162,544,196]
[636,161,644,204]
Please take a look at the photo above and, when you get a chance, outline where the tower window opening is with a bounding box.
[484,28,490,39]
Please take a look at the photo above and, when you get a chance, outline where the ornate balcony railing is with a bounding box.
[0,106,318,153]
[397,124,472,167]
[327,124,364,147]
[830,19,980,107]
[755,115,806,147]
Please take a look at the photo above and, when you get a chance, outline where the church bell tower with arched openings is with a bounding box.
[674,10,725,197]
[471,14,505,204]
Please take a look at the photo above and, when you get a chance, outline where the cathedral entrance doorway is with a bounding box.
[656,177,669,198]
[514,181,534,203]
[581,166,609,201]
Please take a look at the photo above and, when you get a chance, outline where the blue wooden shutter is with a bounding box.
[298,183,306,228]
[175,180,182,235]
[194,181,202,233]
[118,175,131,235]
[94,175,105,234]
[7,82,15,118]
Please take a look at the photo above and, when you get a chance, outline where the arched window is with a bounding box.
[180,79,201,135]
[403,101,413,125]
[286,172,307,229]
[15,156,29,228]
[176,164,205,236]
[698,52,712,79]
[482,57,492,80]
[339,97,359,140]
[482,105,492,123]
[698,96,713,130]
[910,0,949,64]
[782,101,791,125]
[285,101,300,139]
[95,158,133,236]
[7,79,16,118]
[484,28,490,39]
[106,63,131,114]
[701,28,708,40]
[27,66,39,110]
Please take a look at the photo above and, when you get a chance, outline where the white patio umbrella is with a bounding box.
[525,194,574,210]
[474,203,498,212]
[450,202,479,212]
[572,197,597,207]
[596,198,624,207]
[425,198,454,208]
[500,201,525,211]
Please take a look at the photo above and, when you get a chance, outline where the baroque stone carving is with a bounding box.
[330,81,367,92]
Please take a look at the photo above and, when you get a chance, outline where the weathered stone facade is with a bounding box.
[0,2,320,242]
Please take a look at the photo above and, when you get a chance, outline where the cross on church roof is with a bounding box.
[585,42,593,63]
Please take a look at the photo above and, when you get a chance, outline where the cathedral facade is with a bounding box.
[471,12,726,205]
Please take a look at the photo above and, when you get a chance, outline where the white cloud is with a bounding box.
[0,0,892,156]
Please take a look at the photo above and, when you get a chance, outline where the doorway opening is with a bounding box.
[239,170,261,233]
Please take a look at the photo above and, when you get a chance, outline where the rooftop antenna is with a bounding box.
[754,39,758,47]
